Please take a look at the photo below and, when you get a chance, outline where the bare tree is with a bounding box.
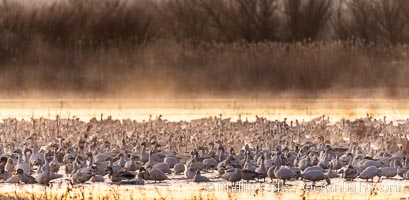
[158,0,213,43]
[333,0,376,43]
[372,0,408,45]
[196,0,233,41]
[284,0,333,41]
[198,0,280,42]
[402,1,409,21]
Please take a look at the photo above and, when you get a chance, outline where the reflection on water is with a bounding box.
[0,98,409,122]
[1,177,409,200]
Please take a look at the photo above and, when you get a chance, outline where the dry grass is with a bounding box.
[2,39,406,97]
[0,0,409,97]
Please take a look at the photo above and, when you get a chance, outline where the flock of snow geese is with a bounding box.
[0,114,408,187]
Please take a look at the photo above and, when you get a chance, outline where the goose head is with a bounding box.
[244,144,250,151]
[197,146,207,151]
[13,149,23,155]
[139,167,147,173]
[229,147,235,155]
[0,156,7,165]
[23,148,31,154]
[208,141,215,147]
[16,168,24,175]
[218,146,225,152]
[196,169,202,175]
[86,152,93,159]
[140,142,147,147]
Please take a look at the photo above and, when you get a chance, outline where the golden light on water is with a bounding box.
[0,98,409,122]
[1,178,409,200]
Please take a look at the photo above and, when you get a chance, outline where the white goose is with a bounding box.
[49,150,60,173]
[14,149,31,175]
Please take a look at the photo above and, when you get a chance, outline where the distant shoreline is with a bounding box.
[0,98,406,122]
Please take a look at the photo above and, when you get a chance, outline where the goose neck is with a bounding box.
[16,152,22,163]
[89,154,94,168]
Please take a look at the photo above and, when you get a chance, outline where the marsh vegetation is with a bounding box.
[1,0,409,97]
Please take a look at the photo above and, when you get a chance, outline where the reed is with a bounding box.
[0,0,409,97]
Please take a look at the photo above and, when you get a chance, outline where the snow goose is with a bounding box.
[358,166,380,181]
[13,149,31,175]
[106,166,136,183]
[17,168,36,184]
[222,166,242,184]
[255,155,267,182]
[193,169,210,182]
[148,167,169,183]
[301,170,331,185]
[173,163,185,175]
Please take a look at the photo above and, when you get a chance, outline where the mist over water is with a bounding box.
[1,98,409,122]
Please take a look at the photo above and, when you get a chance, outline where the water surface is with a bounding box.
[0,98,408,122]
